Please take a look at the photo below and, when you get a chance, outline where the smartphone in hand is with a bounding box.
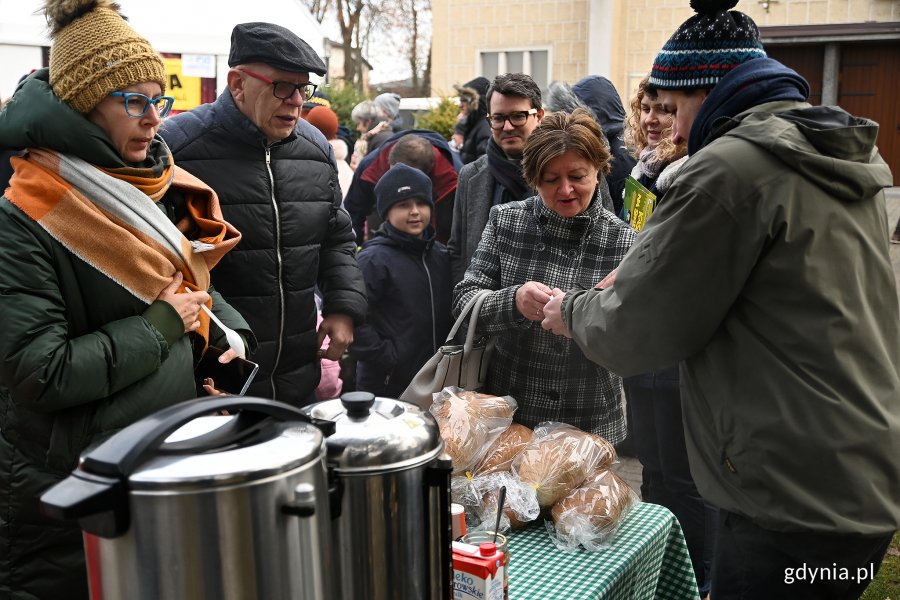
[195,346,259,396]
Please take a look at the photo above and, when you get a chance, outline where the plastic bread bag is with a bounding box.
[546,469,639,552]
[430,387,517,474]
[511,422,618,509]
[469,423,534,477]
[451,424,534,528]
[464,471,540,533]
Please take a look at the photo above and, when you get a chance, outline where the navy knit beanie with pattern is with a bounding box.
[650,0,766,91]
[375,163,433,220]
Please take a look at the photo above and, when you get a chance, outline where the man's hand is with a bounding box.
[541,288,572,338]
[317,313,354,361]
[515,281,554,321]
[595,267,618,290]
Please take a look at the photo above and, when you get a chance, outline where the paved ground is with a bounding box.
[613,186,900,500]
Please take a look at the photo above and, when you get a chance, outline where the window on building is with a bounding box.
[480,49,549,90]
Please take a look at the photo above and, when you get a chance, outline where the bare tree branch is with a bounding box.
[298,0,331,23]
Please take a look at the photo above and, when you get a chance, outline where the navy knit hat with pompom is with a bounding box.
[650,0,766,91]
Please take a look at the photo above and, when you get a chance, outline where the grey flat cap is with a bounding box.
[229,22,326,76]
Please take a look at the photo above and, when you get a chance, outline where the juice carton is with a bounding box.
[452,541,505,600]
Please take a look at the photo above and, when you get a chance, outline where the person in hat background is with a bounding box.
[543,1,900,597]
[344,130,462,246]
[301,88,332,118]
[349,93,403,169]
[0,1,252,597]
[161,22,367,407]
[305,105,354,198]
[301,89,355,166]
[452,76,491,165]
[374,92,404,133]
[349,163,451,397]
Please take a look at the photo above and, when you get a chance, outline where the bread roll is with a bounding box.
[431,389,515,472]
[550,470,636,538]
[588,433,617,472]
[471,424,533,475]
[513,425,615,508]
[504,506,530,530]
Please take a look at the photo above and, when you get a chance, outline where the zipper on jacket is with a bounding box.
[723,455,738,474]
[265,146,286,400]
[422,250,437,352]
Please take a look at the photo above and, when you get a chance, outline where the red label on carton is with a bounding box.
[452,542,504,600]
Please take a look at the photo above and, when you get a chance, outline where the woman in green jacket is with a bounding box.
[0,2,252,598]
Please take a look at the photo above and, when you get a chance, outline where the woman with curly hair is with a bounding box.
[622,74,716,597]
[623,74,689,204]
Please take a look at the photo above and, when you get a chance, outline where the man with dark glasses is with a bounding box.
[448,73,544,284]
[161,22,366,407]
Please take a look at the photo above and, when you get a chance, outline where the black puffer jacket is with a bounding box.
[161,90,367,405]
[351,223,451,397]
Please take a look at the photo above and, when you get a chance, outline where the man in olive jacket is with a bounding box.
[161,23,367,405]
[543,6,900,599]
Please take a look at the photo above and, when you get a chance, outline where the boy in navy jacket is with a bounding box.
[350,164,452,397]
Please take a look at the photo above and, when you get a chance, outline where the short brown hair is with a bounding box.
[388,134,435,174]
[522,108,611,189]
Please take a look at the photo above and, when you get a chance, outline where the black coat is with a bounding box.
[459,117,491,165]
[351,224,452,398]
[161,90,367,406]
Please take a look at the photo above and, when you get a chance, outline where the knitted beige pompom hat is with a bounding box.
[45,0,166,113]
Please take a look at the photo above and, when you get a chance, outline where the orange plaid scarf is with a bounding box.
[6,147,241,344]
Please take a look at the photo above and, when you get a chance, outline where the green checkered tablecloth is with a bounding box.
[508,502,700,600]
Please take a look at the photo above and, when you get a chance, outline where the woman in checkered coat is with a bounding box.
[452,109,636,442]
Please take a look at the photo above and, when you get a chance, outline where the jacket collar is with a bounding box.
[370,222,434,253]
[531,184,607,242]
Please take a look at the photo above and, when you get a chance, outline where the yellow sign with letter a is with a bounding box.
[162,57,202,112]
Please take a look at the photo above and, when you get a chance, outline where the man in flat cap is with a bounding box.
[161,22,366,406]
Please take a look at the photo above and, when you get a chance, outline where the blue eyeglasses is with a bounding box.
[108,92,176,118]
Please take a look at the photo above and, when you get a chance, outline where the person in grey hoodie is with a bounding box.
[543,2,900,598]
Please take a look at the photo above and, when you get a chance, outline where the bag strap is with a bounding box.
[445,289,492,344]
[463,290,491,352]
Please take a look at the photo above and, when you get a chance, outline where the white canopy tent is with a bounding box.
[0,0,328,101]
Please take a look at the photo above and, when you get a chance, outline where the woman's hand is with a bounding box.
[156,272,211,333]
[200,348,239,397]
[516,281,554,321]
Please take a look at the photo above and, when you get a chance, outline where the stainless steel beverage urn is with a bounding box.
[40,397,339,600]
[303,392,453,600]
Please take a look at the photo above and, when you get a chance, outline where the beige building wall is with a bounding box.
[433,0,900,104]
[431,0,592,95]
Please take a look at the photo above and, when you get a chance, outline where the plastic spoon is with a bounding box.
[186,287,246,357]
[492,485,507,543]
